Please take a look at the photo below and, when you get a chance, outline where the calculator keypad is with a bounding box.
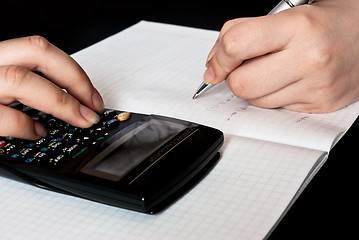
[0,103,122,168]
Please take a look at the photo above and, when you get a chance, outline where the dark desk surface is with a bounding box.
[2,1,358,239]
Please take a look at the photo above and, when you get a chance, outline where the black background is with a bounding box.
[1,1,358,239]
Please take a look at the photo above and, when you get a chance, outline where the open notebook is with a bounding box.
[1,21,359,240]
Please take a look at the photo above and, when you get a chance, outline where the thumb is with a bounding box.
[0,105,47,140]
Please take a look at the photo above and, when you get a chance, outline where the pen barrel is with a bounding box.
[268,0,308,15]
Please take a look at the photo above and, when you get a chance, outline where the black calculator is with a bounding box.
[0,102,223,214]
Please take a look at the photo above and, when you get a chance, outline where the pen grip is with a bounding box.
[268,0,308,15]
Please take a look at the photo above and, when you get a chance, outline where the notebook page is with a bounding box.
[73,21,359,152]
[0,136,325,240]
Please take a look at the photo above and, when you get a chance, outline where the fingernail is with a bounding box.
[203,65,215,84]
[80,105,100,125]
[92,90,105,114]
[34,121,47,138]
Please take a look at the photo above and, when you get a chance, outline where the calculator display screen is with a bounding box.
[88,120,187,180]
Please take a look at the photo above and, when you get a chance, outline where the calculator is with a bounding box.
[0,102,223,214]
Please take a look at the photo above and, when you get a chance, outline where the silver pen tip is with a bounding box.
[192,94,199,99]
[192,82,214,100]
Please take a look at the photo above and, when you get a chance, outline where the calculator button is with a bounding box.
[20,147,35,159]
[33,152,48,163]
[78,136,92,146]
[48,141,63,151]
[10,153,21,160]
[64,144,80,155]
[25,142,36,148]
[35,137,48,147]
[70,146,88,160]
[102,109,117,119]
[25,158,35,163]
[63,133,78,143]
[49,154,65,166]
[0,142,6,156]
[49,129,61,137]
[106,119,119,130]
[49,137,63,143]
[7,101,23,110]
[0,140,6,149]
[67,127,78,133]
[117,112,131,122]
[36,111,51,121]
[2,142,20,156]
[93,127,106,136]
[46,118,62,129]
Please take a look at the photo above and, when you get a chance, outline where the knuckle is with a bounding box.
[219,20,256,63]
[50,90,80,122]
[292,9,315,27]
[221,32,241,58]
[0,65,29,88]
[220,18,252,57]
[307,45,333,71]
[291,11,334,71]
[288,8,318,32]
[53,90,72,108]
[26,35,51,53]
[221,19,237,33]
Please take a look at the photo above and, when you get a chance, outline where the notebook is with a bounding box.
[1,21,358,240]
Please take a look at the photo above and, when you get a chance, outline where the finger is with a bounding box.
[226,48,304,99]
[247,76,334,113]
[282,83,356,113]
[204,12,296,85]
[0,105,47,140]
[205,18,250,66]
[283,102,341,113]
[248,72,356,114]
[0,36,104,113]
[219,18,250,39]
[0,65,100,128]
[248,81,311,108]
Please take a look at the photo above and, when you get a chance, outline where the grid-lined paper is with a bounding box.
[0,136,324,240]
[1,21,358,240]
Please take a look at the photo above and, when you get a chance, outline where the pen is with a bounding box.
[192,0,309,99]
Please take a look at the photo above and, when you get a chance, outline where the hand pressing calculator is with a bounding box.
[0,102,223,214]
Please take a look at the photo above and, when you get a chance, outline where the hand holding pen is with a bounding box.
[194,0,359,113]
